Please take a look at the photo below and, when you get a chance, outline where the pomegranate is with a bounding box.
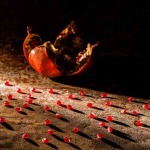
[23,21,99,78]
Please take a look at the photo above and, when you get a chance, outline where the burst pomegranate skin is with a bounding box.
[23,22,99,78]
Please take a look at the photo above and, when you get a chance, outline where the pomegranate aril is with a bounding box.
[97,133,103,139]
[44,119,51,125]
[23,103,29,108]
[68,94,73,99]
[0,117,5,123]
[67,104,72,110]
[99,122,105,127]
[73,127,79,133]
[128,97,134,102]
[42,138,49,144]
[7,94,13,100]
[106,101,111,106]
[142,104,149,110]
[87,102,93,108]
[80,91,85,96]
[135,120,142,126]
[108,127,113,133]
[101,92,107,98]
[15,107,22,112]
[107,116,113,121]
[4,101,10,107]
[4,81,10,86]
[16,88,22,93]
[56,113,61,119]
[26,99,33,104]
[89,113,95,119]
[48,129,54,135]
[49,88,54,94]
[64,137,70,143]
[132,110,139,115]
[57,100,62,106]
[22,133,29,139]
[30,87,36,92]
[44,105,50,111]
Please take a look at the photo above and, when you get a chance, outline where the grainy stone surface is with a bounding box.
[0,39,150,150]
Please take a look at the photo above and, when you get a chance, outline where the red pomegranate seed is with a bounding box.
[80,91,85,96]
[107,116,113,121]
[0,117,5,123]
[73,127,79,133]
[108,127,113,133]
[101,92,107,98]
[128,97,134,102]
[48,129,54,135]
[64,137,70,143]
[97,133,103,139]
[44,106,50,111]
[87,102,93,108]
[49,88,54,94]
[99,122,105,127]
[22,133,29,139]
[42,138,49,144]
[44,119,51,125]
[89,113,95,119]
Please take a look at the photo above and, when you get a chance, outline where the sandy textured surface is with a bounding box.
[0,40,150,150]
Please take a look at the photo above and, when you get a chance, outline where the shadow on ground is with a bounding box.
[52,56,150,99]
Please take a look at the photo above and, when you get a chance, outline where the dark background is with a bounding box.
[0,0,150,98]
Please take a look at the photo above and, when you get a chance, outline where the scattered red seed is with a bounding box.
[107,127,113,133]
[42,138,49,144]
[0,117,5,123]
[22,133,29,139]
[128,97,134,102]
[89,113,95,119]
[4,81,10,86]
[26,99,33,104]
[99,122,105,127]
[64,137,70,143]
[101,92,107,98]
[80,91,85,96]
[57,100,62,106]
[97,133,103,139]
[55,113,61,119]
[44,119,51,125]
[44,105,50,111]
[16,88,22,93]
[68,94,73,99]
[7,94,13,100]
[4,101,10,107]
[30,87,36,92]
[23,103,29,108]
[106,101,111,106]
[142,104,149,110]
[48,129,54,135]
[73,127,79,133]
[87,102,93,108]
[15,107,22,112]
[49,88,54,94]
[132,110,139,115]
[107,116,113,121]
[67,104,72,110]
[134,120,142,126]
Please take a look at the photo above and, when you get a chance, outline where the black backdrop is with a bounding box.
[0,0,150,98]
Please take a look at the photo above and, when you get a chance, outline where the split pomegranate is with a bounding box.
[23,21,99,78]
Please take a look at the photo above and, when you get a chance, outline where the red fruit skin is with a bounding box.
[28,45,61,78]
[23,26,42,60]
